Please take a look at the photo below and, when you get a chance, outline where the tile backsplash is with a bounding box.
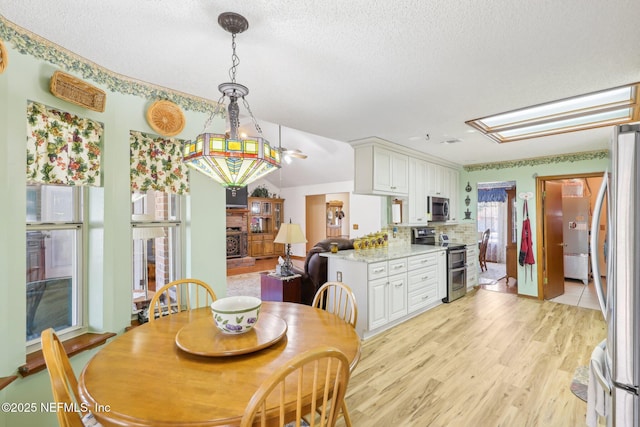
[433,222,478,244]
[382,222,478,247]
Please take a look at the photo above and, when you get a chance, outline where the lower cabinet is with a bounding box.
[466,245,478,289]
[407,253,440,312]
[249,233,277,258]
[388,273,408,321]
[368,258,408,330]
[326,249,445,339]
[368,276,388,330]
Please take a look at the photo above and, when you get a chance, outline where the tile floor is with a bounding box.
[479,262,604,311]
[548,278,603,311]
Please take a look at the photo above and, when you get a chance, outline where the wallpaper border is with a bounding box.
[463,149,608,172]
[0,14,217,113]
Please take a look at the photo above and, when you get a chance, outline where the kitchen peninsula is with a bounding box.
[321,245,447,339]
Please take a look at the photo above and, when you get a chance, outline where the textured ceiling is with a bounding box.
[2,1,640,187]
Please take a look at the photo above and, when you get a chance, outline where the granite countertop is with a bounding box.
[319,244,446,263]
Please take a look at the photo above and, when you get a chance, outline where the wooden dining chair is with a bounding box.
[239,346,351,427]
[311,281,358,328]
[479,229,491,272]
[311,282,357,427]
[41,328,102,427]
[147,278,217,323]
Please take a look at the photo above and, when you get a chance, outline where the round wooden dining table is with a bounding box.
[78,302,361,426]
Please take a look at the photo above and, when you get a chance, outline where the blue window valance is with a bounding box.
[478,188,507,203]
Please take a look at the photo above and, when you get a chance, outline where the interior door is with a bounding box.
[505,188,518,282]
[543,181,565,299]
[305,195,326,252]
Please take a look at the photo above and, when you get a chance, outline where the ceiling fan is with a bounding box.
[278,125,308,163]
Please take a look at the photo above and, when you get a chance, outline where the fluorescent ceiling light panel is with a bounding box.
[466,83,640,143]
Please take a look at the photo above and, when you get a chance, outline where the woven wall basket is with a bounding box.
[146,100,186,137]
[50,71,106,112]
[0,40,8,74]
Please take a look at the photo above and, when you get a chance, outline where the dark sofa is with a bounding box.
[294,237,354,305]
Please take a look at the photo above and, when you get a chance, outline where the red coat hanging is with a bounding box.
[519,199,535,281]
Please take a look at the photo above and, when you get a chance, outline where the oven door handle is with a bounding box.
[448,248,467,255]
[449,266,467,273]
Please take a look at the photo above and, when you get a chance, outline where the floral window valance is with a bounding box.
[130,131,189,194]
[26,101,103,186]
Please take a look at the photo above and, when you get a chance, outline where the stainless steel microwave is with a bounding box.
[427,196,449,222]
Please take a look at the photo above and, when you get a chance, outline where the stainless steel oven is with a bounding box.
[412,227,467,303]
[443,244,467,303]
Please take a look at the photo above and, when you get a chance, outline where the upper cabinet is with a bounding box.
[354,144,408,196]
[350,137,461,224]
[425,163,445,196]
[408,158,428,224]
[445,167,459,221]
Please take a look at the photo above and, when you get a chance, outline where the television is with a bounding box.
[226,186,248,208]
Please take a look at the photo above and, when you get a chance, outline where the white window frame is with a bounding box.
[131,191,182,316]
[26,184,85,351]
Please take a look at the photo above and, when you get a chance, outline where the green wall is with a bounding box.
[460,153,608,297]
[0,38,227,426]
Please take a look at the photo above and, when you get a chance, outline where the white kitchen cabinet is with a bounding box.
[466,245,478,289]
[388,273,408,320]
[408,158,428,224]
[446,167,460,221]
[425,162,445,196]
[407,253,439,311]
[437,250,447,300]
[354,144,409,196]
[368,276,389,330]
[323,247,446,339]
[387,258,408,321]
[369,259,407,327]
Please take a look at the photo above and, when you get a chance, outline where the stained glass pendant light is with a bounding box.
[183,12,281,194]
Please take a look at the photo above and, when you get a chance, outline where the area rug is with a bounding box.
[226,272,262,298]
[570,365,589,402]
[479,261,506,283]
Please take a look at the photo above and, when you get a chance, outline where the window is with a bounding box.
[26,184,83,344]
[131,191,182,314]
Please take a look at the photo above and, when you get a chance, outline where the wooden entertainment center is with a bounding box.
[247,197,285,259]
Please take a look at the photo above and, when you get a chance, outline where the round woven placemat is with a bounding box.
[0,40,8,74]
[146,100,186,137]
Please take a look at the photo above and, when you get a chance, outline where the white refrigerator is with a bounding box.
[588,124,640,426]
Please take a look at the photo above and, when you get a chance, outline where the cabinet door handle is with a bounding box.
[422,275,429,280]
[422,295,430,300]
[420,259,428,263]
[373,267,385,274]
[392,264,404,270]
[392,281,403,287]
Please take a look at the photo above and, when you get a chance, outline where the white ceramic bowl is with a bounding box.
[211,296,262,334]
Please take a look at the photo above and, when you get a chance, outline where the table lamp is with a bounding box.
[273,220,307,276]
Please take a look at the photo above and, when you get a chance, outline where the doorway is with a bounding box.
[304,192,350,252]
[535,173,605,301]
[476,181,518,294]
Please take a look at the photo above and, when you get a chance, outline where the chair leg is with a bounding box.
[341,401,353,427]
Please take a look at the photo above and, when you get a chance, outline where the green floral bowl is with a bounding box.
[211,296,261,334]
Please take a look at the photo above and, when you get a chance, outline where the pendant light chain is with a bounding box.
[200,93,226,134]
[229,33,240,83]
[243,97,263,137]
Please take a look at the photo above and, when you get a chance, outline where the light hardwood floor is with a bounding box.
[337,288,606,427]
